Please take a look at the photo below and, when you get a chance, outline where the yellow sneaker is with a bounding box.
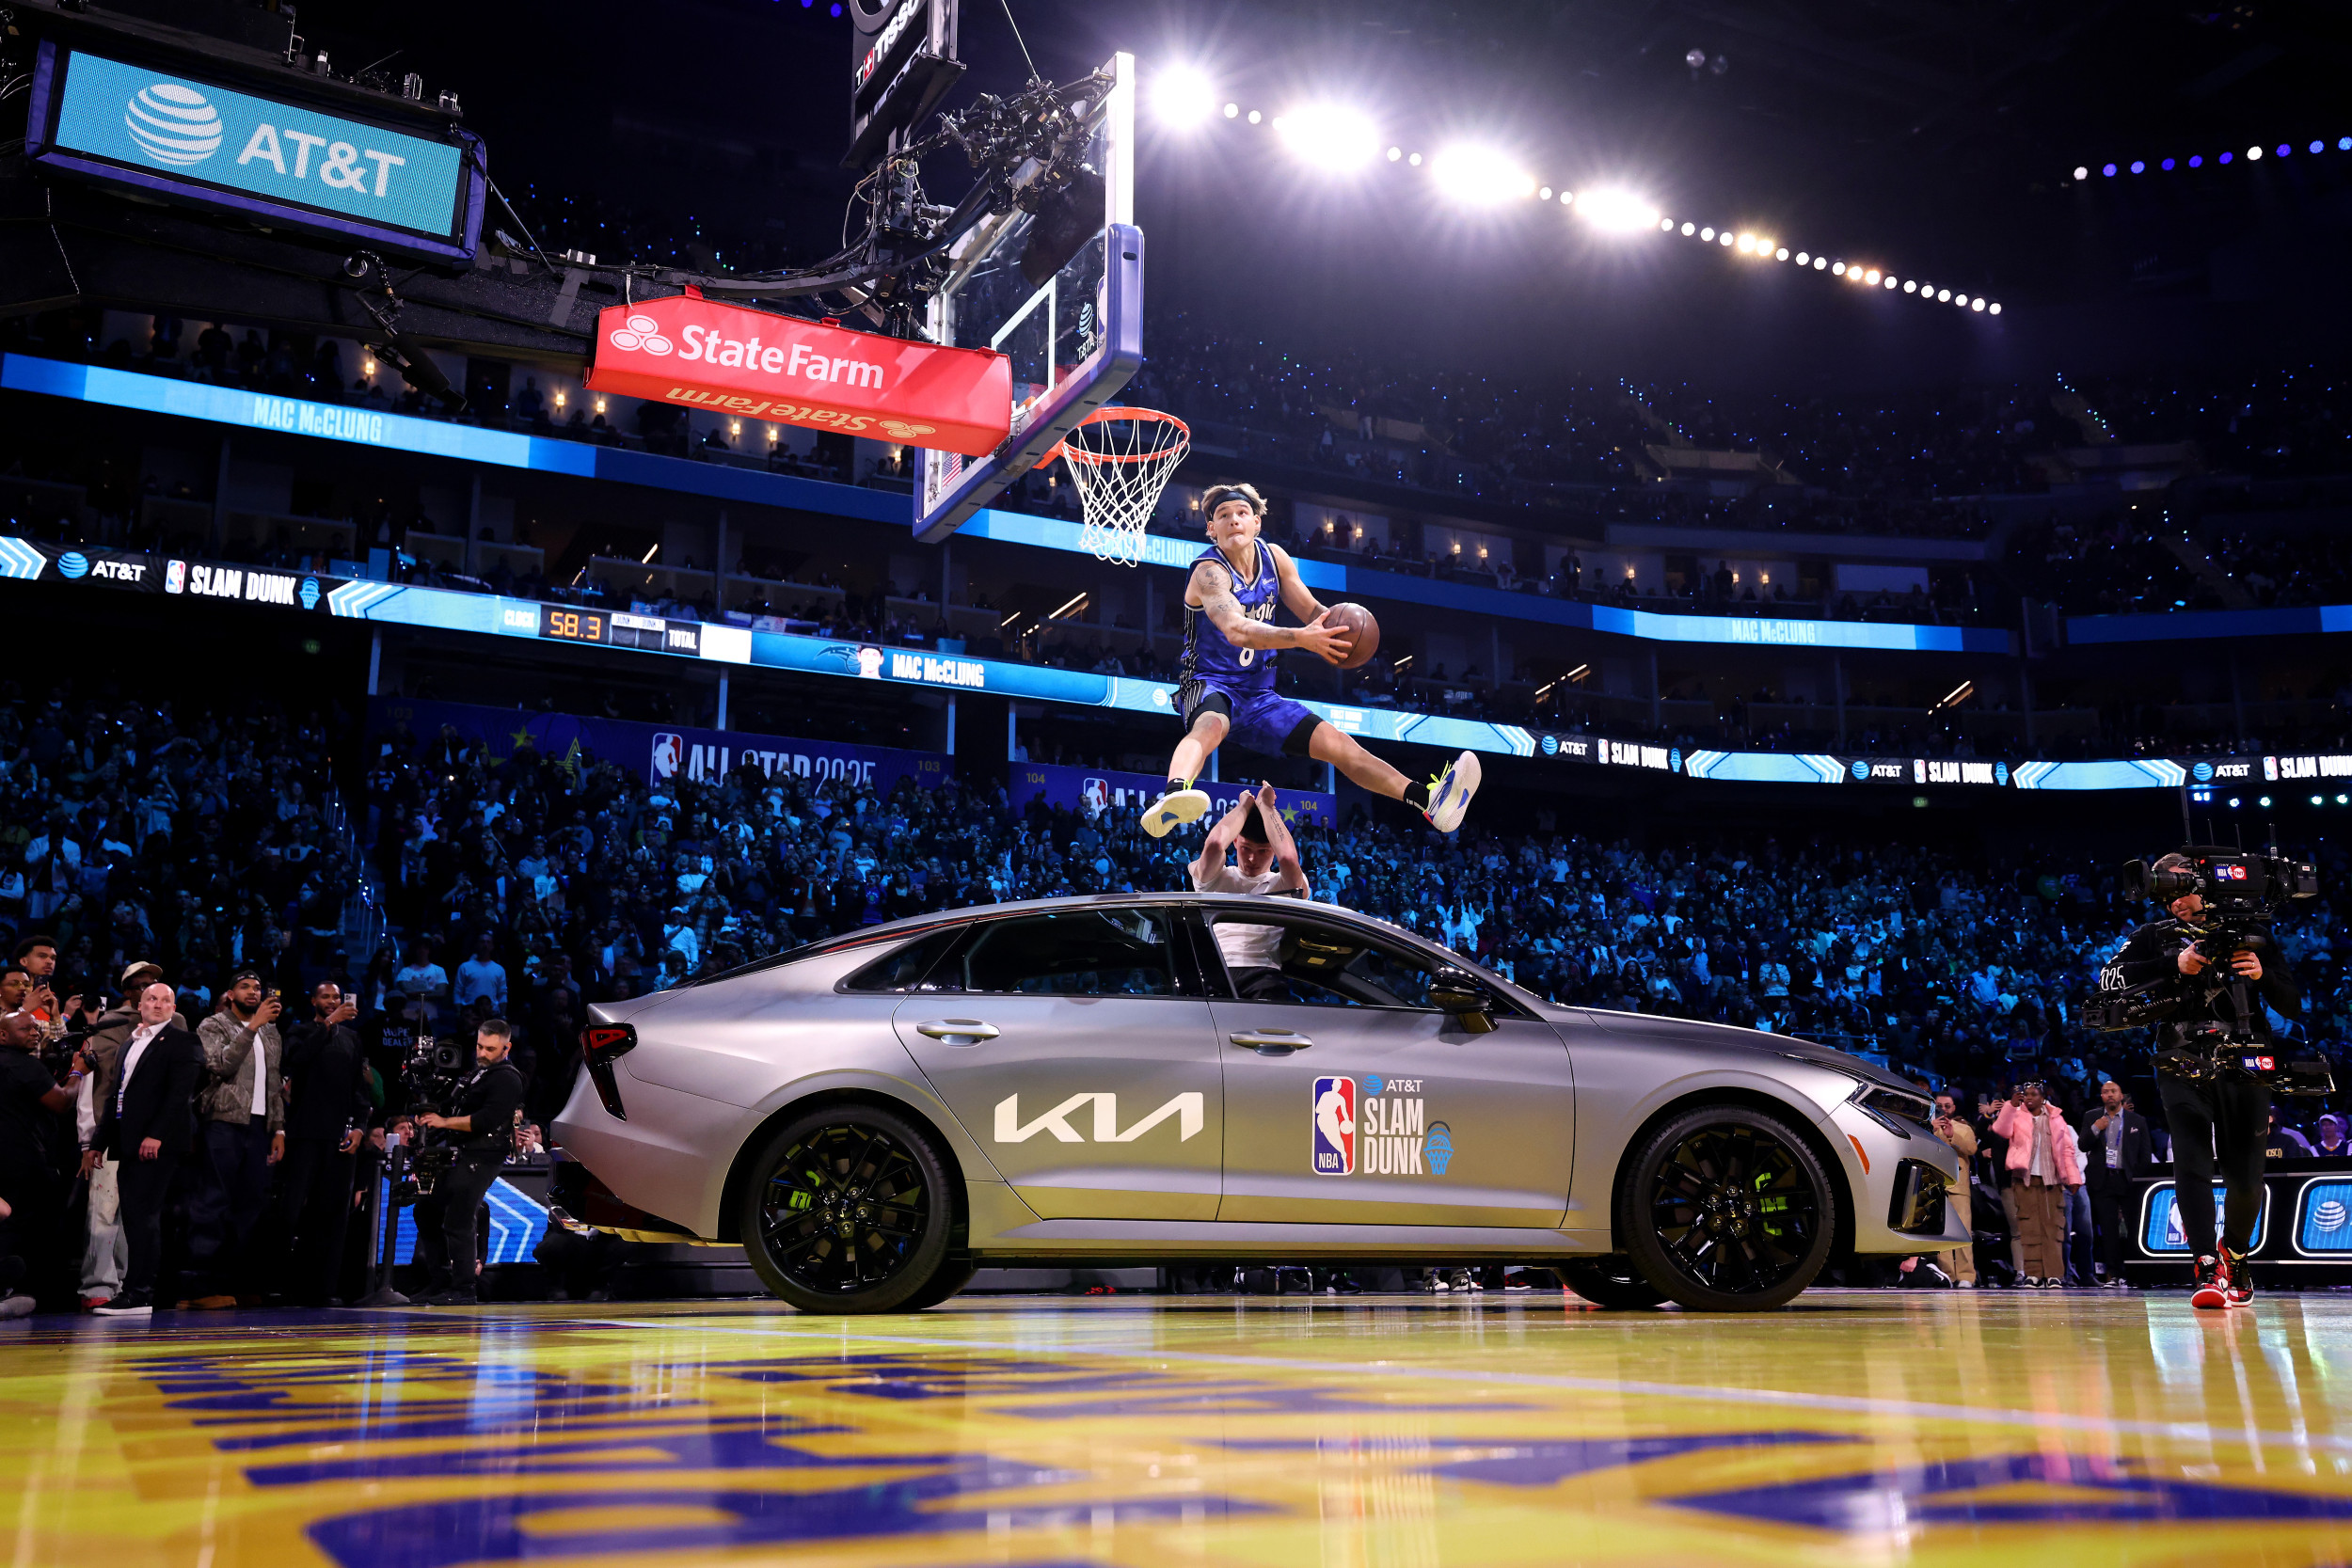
[1141,786,1212,838]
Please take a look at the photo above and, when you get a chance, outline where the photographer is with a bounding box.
[413,1018,524,1306]
[2100,851,2303,1309]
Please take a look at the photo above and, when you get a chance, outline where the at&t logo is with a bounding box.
[56,551,89,579]
[1851,759,1869,780]
[126,83,222,166]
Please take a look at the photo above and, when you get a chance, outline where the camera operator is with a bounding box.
[2101,851,2303,1309]
[413,1018,524,1306]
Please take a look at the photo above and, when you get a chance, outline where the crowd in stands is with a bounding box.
[8,680,2352,1313]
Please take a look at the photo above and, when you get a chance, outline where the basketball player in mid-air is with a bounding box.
[1141,482,1480,838]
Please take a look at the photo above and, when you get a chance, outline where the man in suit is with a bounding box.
[277,981,373,1307]
[92,983,202,1317]
[2081,1077,2158,1288]
[72,962,179,1310]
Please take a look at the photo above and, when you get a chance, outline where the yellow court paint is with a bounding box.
[7,1291,2352,1568]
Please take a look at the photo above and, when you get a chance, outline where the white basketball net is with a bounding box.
[1054,407,1191,566]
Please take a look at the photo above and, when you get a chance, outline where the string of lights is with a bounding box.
[1153,72,2001,315]
[2072,136,2352,182]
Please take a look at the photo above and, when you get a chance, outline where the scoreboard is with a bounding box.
[535,605,688,653]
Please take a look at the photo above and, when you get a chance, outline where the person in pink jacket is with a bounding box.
[1993,1082,2083,1287]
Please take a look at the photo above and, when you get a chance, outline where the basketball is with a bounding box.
[1327,601,1379,669]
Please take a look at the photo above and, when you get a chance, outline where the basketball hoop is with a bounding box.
[1047,406,1190,566]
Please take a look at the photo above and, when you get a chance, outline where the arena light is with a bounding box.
[1581,188,1660,231]
[1429,145,1537,204]
[1275,104,1381,169]
[1151,67,1219,129]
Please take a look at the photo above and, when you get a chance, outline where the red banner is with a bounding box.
[583,293,1011,456]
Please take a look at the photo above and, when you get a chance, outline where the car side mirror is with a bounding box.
[1429,965,1497,1033]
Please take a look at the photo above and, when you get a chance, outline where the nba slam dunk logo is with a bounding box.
[1311,1076,1356,1175]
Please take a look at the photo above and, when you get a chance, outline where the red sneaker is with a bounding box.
[2223,1249,2253,1308]
[2190,1253,2228,1311]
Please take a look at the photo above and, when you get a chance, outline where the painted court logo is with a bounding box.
[1311,1076,1356,1175]
[126,83,222,166]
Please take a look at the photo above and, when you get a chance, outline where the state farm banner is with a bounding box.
[584,292,1012,456]
[1009,762,1336,829]
[368,698,951,794]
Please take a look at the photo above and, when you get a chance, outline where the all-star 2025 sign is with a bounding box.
[585,293,1012,456]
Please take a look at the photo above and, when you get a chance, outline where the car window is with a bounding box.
[1200,911,1456,1010]
[840,926,962,993]
[948,910,1183,997]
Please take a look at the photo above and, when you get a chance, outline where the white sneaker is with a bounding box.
[1424,752,1481,833]
[1141,786,1212,839]
[0,1294,34,1320]
[1954,1279,1976,1290]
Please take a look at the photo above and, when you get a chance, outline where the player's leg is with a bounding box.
[1303,721,1482,833]
[1142,691,1225,838]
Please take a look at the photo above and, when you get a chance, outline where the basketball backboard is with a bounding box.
[914,51,1140,543]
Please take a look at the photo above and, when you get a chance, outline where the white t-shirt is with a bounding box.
[1193,860,1287,970]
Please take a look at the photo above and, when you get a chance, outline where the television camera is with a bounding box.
[395,1030,473,1196]
[2083,844,2333,1095]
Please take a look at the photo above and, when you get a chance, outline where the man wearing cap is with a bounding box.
[72,963,183,1310]
[2317,1114,2348,1159]
[185,970,284,1307]
[1190,783,1309,998]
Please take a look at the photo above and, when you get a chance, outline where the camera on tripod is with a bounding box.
[2084,843,2333,1095]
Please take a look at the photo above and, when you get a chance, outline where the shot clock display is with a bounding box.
[538,605,608,644]
[535,604,685,653]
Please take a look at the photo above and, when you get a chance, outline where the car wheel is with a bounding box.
[1557,1256,1668,1309]
[898,1258,978,1312]
[739,1104,955,1314]
[1619,1105,1834,1312]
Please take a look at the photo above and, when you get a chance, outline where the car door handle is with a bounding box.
[1229,1030,1313,1051]
[915,1019,999,1042]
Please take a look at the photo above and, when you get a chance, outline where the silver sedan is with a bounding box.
[552,893,1966,1312]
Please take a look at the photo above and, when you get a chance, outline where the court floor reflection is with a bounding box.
[8,1290,2352,1567]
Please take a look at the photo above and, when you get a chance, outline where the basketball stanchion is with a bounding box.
[1047,406,1190,565]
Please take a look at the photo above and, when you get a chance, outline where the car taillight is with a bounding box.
[582,1023,637,1059]
[580,1023,637,1119]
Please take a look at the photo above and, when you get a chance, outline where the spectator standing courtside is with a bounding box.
[1994,1081,2083,1287]
[186,971,284,1307]
[0,1006,85,1307]
[278,981,373,1307]
[91,984,201,1318]
[414,1018,526,1305]
[1929,1092,1979,1286]
[73,962,179,1309]
[2079,1079,2156,1288]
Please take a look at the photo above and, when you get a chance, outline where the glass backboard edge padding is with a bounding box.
[914,221,1141,543]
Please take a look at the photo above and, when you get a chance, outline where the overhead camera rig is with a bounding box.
[0,0,1112,410]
